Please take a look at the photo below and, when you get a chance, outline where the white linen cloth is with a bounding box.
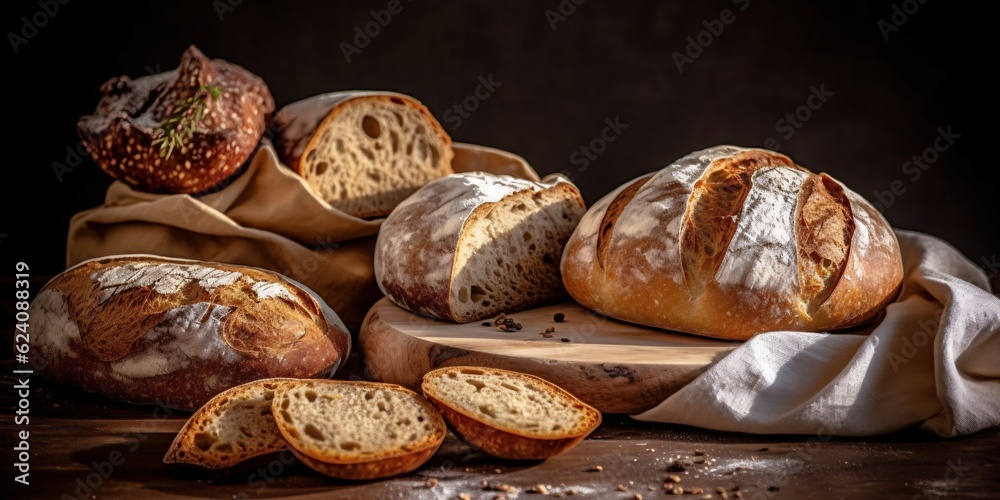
[634,230,999,436]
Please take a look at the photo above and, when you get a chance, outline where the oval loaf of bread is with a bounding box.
[421,366,601,460]
[272,91,454,218]
[375,172,587,322]
[561,146,903,340]
[28,255,350,410]
[271,380,447,480]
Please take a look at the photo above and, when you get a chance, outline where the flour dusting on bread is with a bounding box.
[32,290,81,359]
[715,167,808,293]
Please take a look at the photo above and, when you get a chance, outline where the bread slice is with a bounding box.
[163,378,293,468]
[272,92,454,218]
[271,380,446,480]
[421,366,601,460]
[375,173,587,322]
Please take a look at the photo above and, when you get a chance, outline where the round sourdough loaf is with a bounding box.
[77,46,274,194]
[561,146,903,340]
[375,172,586,322]
[27,255,350,410]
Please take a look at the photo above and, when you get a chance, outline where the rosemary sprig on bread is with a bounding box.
[152,84,221,159]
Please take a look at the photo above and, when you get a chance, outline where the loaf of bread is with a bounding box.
[28,255,350,410]
[164,378,293,468]
[272,91,454,218]
[272,380,447,480]
[421,366,601,460]
[375,172,587,322]
[78,46,274,194]
[561,146,903,340]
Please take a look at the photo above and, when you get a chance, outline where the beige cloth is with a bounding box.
[635,230,1000,437]
[67,140,540,331]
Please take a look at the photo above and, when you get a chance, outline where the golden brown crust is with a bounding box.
[561,146,904,340]
[29,256,350,410]
[290,446,441,480]
[421,367,601,460]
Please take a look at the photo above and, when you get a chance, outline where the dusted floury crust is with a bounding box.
[78,46,274,194]
[375,172,587,322]
[272,91,454,218]
[561,146,904,340]
[28,255,350,410]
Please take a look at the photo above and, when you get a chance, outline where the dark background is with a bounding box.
[4,0,997,289]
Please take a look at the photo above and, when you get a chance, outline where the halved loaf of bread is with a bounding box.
[272,92,454,218]
[375,172,587,322]
[421,366,601,460]
[164,378,293,468]
[271,380,446,480]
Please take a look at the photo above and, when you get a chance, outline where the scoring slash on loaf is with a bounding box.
[271,380,447,480]
[421,366,602,460]
[561,146,904,340]
[77,45,274,194]
[27,255,350,410]
[272,91,454,218]
[375,172,587,322]
[164,378,294,468]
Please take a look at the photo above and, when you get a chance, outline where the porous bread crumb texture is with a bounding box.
[300,97,453,218]
[272,380,446,465]
[450,185,586,322]
[164,378,292,468]
[422,367,601,439]
[77,46,274,194]
[375,172,585,322]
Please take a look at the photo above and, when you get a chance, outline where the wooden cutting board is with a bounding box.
[359,298,740,414]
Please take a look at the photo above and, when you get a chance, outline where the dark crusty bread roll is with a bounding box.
[272,91,454,218]
[78,46,274,194]
[28,255,350,410]
[561,146,903,340]
[375,172,586,322]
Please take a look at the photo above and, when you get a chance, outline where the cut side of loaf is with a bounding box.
[271,380,446,480]
[421,366,601,460]
[164,378,293,468]
[375,173,587,323]
[273,92,454,218]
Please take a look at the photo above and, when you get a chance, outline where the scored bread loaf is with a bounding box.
[272,91,454,218]
[78,46,274,194]
[164,378,294,468]
[28,255,350,410]
[421,366,601,460]
[271,380,447,480]
[375,172,587,322]
[561,145,904,340]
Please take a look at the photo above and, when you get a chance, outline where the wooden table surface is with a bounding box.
[3,276,998,499]
[3,357,999,500]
